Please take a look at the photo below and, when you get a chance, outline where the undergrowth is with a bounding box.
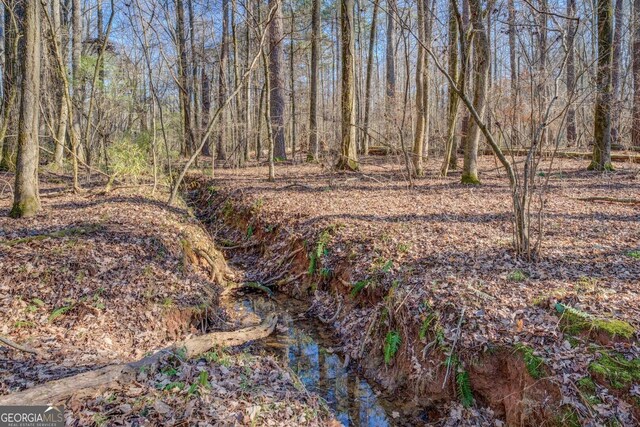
[515,343,545,379]
[383,330,401,365]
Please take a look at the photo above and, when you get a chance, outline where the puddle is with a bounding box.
[234,293,428,427]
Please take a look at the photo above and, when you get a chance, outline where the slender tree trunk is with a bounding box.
[385,0,396,122]
[590,0,614,170]
[307,0,321,161]
[52,0,67,168]
[72,0,84,169]
[362,0,379,156]
[610,0,623,146]
[217,0,229,161]
[566,0,577,146]
[441,0,460,176]
[269,0,286,159]
[336,0,358,170]
[507,0,519,146]
[634,0,640,146]
[244,11,252,162]
[0,1,22,171]
[188,0,200,156]
[289,7,296,161]
[176,0,193,156]
[462,0,488,184]
[11,0,41,218]
[412,0,426,177]
[202,69,212,156]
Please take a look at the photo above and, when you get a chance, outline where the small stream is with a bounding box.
[233,293,427,427]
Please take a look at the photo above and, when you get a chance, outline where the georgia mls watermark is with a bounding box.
[0,406,64,427]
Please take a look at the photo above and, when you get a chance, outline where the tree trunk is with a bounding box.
[217,0,229,161]
[590,0,614,170]
[462,0,488,184]
[441,0,460,176]
[610,0,623,146]
[10,0,41,218]
[269,0,286,160]
[52,0,67,168]
[176,0,193,156]
[72,0,84,168]
[634,0,640,146]
[289,7,296,161]
[362,0,379,156]
[507,0,518,146]
[336,0,358,170]
[0,1,23,171]
[307,0,321,161]
[201,69,211,156]
[566,0,577,145]
[412,0,426,177]
[385,0,396,122]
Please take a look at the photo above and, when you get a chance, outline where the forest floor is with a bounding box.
[0,154,638,426]
[0,172,335,426]
[188,155,640,426]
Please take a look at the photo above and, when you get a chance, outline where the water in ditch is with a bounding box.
[233,293,428,427]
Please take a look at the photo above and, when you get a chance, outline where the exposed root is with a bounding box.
[0,335,39,355]
[0,314,278,405]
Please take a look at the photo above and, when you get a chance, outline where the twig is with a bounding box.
[0,336,39,355]
[442,307,466,389]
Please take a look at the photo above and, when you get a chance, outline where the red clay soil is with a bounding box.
[189,156,640,426]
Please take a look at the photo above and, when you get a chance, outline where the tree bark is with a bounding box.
[0,1,23,171]
[176,0,193,156]
[412,0,426,177]
[566,0,577,145]
[10,0,41,218]
[336,0,358,170]
[269,0,287,160]
[590,0,614,170]
[385,0,396,118]
[362,0,379,156]
[461,0,488,184]
[634,0,640,146]
[217,0,229,161]
[441,0,460,176]
[308,0,321,161]
[610,0,623,146]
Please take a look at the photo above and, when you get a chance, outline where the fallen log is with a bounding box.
[0,314,278,405]
[576,196,640,205]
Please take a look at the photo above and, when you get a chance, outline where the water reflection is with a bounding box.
[243,296,391,427]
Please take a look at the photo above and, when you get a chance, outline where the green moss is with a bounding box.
[418,314,437,341]
[555,406,581,427]
[556,303,635,340]
[461,173,481,185]
[9,197,40,218]
[351,279,370,298]
[515,344,545,379]
[576,377,601,406]
[508,269,527,282]
[627,250,640,260]
[589,352,640,389]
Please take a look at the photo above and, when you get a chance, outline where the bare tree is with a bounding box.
[10,0,40,218]
[307,0,321,161]
[590,0,614,170]
[337,0,358,170]
[269,0,286,160]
